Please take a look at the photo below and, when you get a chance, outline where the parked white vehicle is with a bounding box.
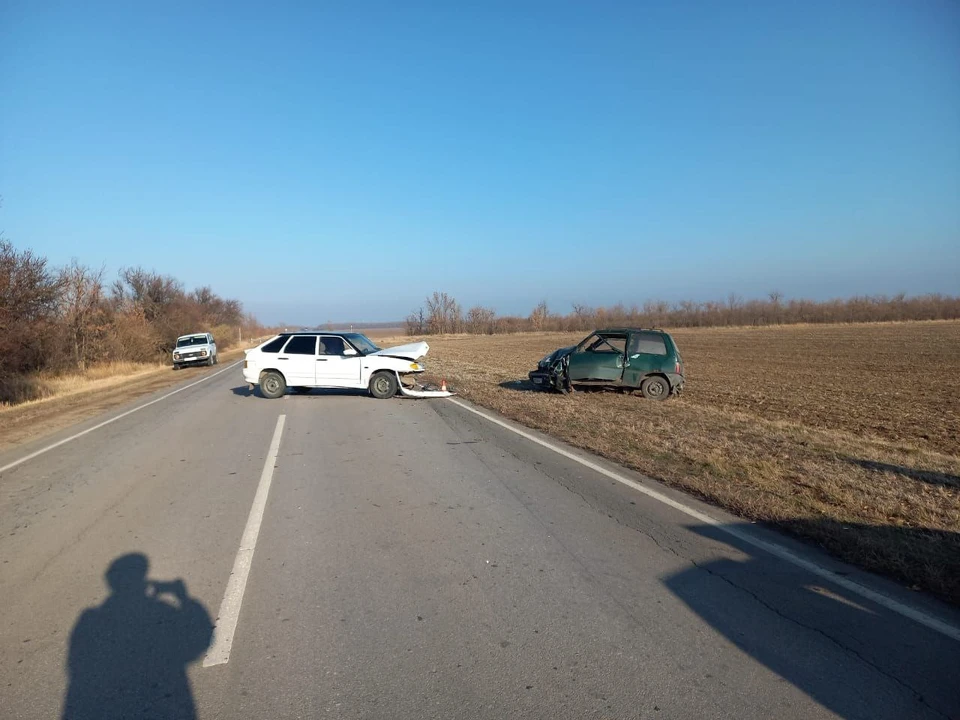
[173,333,218,369]
[242,332,451,399]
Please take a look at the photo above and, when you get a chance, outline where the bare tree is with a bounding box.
[529,300,549,331]
[0,238,65,377]
[466,306,496,334]
[424,291,463,334]
[725,293,743,326]
[568,303,593,331]
[113,267,183,321]
[405,307,426,336]
[765,290,782,325]
[59,260,107,370]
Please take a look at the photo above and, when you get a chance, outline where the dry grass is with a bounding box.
[0,361,169,408]
[0,347,247,453]
[411,321,960,605]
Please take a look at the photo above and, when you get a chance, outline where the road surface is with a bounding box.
[1,362,957,719]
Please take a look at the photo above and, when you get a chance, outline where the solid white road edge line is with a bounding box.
[447,398,960,643]
[204,414,286,667]
[0,361,243,475]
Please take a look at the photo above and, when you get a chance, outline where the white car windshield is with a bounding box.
[176,336,208,347]
[342,333,380,354]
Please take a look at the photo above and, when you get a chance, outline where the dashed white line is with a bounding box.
[0,362,242,475]
[447,398,960,643]
[204,414,286,667]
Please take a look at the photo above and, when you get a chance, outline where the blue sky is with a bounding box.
[2,1,958,324]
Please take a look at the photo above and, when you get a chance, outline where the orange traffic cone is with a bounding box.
[440,379,448,392]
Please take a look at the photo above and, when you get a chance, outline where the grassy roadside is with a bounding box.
[0,347,247,453]
[412,322,960,606]
[1,361,172,408]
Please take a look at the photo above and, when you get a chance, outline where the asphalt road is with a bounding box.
[1,363,958,719]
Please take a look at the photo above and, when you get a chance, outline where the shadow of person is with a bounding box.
[62,553,214,720]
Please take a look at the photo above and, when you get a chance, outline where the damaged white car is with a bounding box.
[242,331,452,400]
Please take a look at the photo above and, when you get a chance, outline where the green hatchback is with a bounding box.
[528,328,684,399]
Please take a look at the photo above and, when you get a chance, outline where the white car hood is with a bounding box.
[370,341,429,360]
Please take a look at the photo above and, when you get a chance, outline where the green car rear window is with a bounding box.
[630,332,668,356]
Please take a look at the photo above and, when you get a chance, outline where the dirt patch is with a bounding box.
[414,321,960,605]
[669,322,960,457]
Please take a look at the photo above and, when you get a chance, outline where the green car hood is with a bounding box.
[540,345,576,368]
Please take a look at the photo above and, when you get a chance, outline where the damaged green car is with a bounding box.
[528,328,684,399]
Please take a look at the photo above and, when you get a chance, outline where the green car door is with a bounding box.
[567,333,628,382]
[621,330,672,387]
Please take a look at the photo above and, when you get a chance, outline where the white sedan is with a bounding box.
[242,332,449,399]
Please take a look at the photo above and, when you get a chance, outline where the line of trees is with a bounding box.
[1,237,264,401]
[406,291,960,336]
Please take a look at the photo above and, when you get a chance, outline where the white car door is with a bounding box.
[277,335,317,386]
[314,335,363,387]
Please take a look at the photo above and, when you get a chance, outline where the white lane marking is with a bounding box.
[0,362,242,475]
[204,414,286,667]
[447,398,960,643]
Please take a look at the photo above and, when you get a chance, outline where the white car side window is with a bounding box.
[319,336,346,356]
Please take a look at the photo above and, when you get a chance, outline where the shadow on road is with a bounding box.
[231,385,372,399]
[62,553,213,720]
[663,523,960,720]
[297,388,369,397]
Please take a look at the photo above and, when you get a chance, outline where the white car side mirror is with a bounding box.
[342,347,358,356]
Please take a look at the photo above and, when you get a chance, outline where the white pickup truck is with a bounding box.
[172,333,218,369]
